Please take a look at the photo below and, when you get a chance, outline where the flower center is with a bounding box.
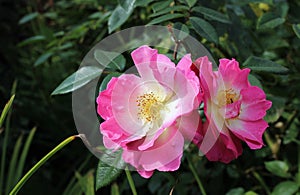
[136,92,164,123]
[217,88,239,106]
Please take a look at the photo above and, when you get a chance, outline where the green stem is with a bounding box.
[187,155,207,195]
[0,93,16,193]
[125,168,137,195]
[9,135,78,195]
[253,171,271,195]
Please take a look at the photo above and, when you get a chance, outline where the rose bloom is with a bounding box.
[194,57,272,163]
[96,46,200,178]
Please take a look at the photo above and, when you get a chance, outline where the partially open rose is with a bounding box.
[194,57,272,163]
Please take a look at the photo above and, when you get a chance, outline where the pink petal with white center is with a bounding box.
[103,136,121,149]
[241,86,266,101]
[154,54,176,92]
[96,77,118,120]
[111,74,148,136]
[239,101,272,121]
[227,119,268,149]
[122,124,184,175]
[100,117,130,149]
[177,54,202,104]
[220,100,242,119]
[131,45,158,80]
[137,61,200,150]
[239,86,272,121]
[137,126,166,150]
[172,66,200,113]
[139,108,199,151]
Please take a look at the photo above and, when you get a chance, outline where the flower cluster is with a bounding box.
[96,45,271,178]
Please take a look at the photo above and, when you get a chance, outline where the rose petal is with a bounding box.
[220,100,242,119]
[96,77,118,120]
[227,119,268,149]
[218,58,250,90]
[177,110,201,142]
[111,74,149,135]
[123,124,184,173]
[204,131,243,163]
[137,170,154,178]
[131,45,158,80]
[239,86,272,121]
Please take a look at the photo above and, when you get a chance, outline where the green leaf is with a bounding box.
[151,0,172,12]
[192,6,231,24]
[190,17,219,44]
[284,118,299,144]
[135,0,155,7]
[34,52,54,67]
[257,13,285,29]
[272,181,298,195]
[148,13,184,25]
[17,35,46,47]
[261,37,289,50]
[243,56,288,73]
[75,170,95,195]
[18,12,39,25]
[173,22,190,41]
[94,50,126,71]
[51,66,102,95]
[119,0,136,11]
[225,187,245,195]
[296,172,300,187]
[265,160,291,178]
[0,95,15,128]
[108,6,128,33]
[6,134,23,194]
[264,95,286,123]
[96,150,125,190]
[185,0,197,8]
[108,0,136,33]
[15,127,36,183]
[248,74,263,89]
[276,1,289,18]
[245,191,258,195]
[99,73,122,92]
[43,12,58,19]
[149,6,188,18]
[292,24,300,39]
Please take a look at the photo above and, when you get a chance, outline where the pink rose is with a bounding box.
[96,46,201,178]
[194,57,272,163]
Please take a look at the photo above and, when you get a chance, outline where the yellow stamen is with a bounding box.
[136,92,164,122]
[217,88,239,106]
